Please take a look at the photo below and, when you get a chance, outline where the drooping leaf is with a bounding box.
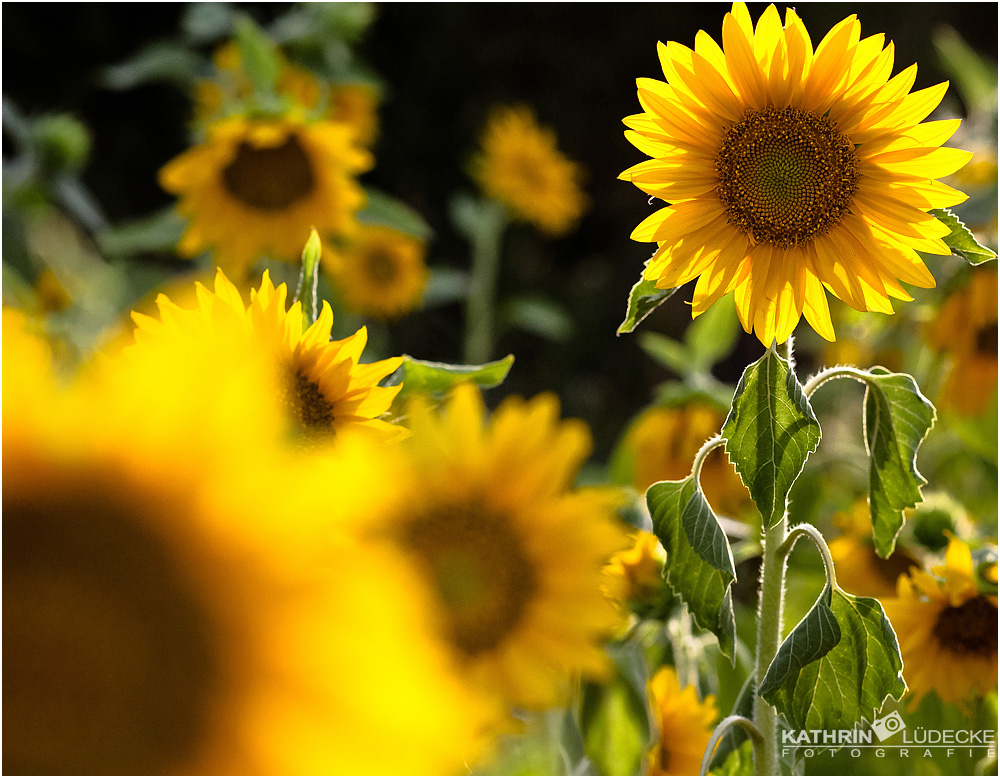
[647,478,736,659]
[617,264,678,335]
[385,354,514,413]
[358,187,433,242]
[721,347,821,528]
[758,584,906,731]
[932,208,998,265]
[863,368,936,557]
[579,639,652,776]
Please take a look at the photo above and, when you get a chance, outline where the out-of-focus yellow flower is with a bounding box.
[621,3,970,346]
[605,530,665,603]
[624,403,752,519]
[2,311,481,776]
[130,268,404,443]
[33,267,72,313]
[471,105,587,236]
[828,500,921,599]
[925,266,998,416]
[646,666,718,776]
[329,384,627,711]
[160,113,371,278]
[327,225,428,319]
[329,83,380,147]
[883,536,998,711]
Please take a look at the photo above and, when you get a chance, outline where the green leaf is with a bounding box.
[758,584,905,731]
[500,295,573,342]
[181,3,235,43]
[102,43,203,90]
[863,368,936,557]
[617,264,678,335]
[234,16,281,95]
[647,478,736,659]
[579,640,652,776]
[421,268,469,307]
[358,187,434,242]
[385,354,514,412]
[721,347,821,528]
[638,331,689,374]
[686,295,740,370]
[98,208,186,258]
[708,676,756,773]
[932,208,998,265]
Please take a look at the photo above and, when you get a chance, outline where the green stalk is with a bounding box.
[752,337,794,776]
[463,200,507,365]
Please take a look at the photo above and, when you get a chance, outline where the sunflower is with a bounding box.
[327,225,429,319]
[624,403,752,518]
[331,384,628,710]
[130,268,404,443]
[160,113,372,278]
[882,536,998,711]
[2,311,481,775]
[620,3,972,346]
[925,266,998,416]
[646,666,718,776]
[828,500,921,599]
[472,105,588,236]
[605,530,666,604]
[329,82,380,147]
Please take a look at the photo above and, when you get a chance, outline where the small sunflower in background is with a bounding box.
[646,666,718,776]
[605,530,666,604]
[621,2,971,345]
[828,500,921,600]
[883,536,998,711]
[331,384,628,711]
[327,225,429,320]
[130,268,404,443]
[623,403,752,519]
[925,266,998,416]
[159,113,372,278]
[329,82,380,147]
[2,311,481,776]
[472,105,587,236]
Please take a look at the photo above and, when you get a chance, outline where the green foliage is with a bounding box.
[932,208,998,265]
[235,15,282,96]
[385,354,514,412]
[722,348,821,528]
[758,584,905,732]
[708,677,756,774]
[97,208,187,258]
[863,369,936,557]
[617,264,678,335]
[102,43,204,90]
[500,295,574,342]
[358,187,434,242]
[647,478,736,660]
[580,640,652,776]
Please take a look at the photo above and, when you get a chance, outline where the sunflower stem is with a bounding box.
[752,336,794,776]
[462,199,507,365]
[779,523,838,590]
[699,715,765,776]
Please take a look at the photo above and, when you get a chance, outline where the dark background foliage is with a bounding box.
[4,2,997,458]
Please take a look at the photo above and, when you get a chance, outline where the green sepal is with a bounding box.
[758,584,906,731]
[721,347,821,528]
[863,368,936,557]
[932,207,998,265]
[385,354,514,413]
[617,263,678,335]
[646,478,737,660]
[579,639,653,776]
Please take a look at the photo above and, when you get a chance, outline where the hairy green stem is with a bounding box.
[700,716,765,776]
[802,364,870,397]
[752,337,794,775]
[691,434,724,485]
[463,201,506,364]
[779,523,838,590]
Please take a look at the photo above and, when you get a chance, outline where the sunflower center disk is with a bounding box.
[221,134,316,211]
[975,321,998,356]
[3,489,218,775]
[286,370,336,432]
[403,502,537,657]
[366,251,399,285]
[716,107,859,247]
[933,596,999,655]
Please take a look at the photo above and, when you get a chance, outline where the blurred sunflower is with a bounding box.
[329,82,380,147]
[472,105,587,236]
[335,384,628,710]
[828,500,921,599]
[624,403,752,518]
[883,536,998,711]
[2,312,481,775]
[621,2,971,345]
[327,225,428,319]
[646,666,718,776]
[160,113,371,278]
[130,268,403,442]
[605,530,666,604]
[925,266,998,416]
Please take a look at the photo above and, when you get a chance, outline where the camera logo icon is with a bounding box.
[871,711,907,742]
